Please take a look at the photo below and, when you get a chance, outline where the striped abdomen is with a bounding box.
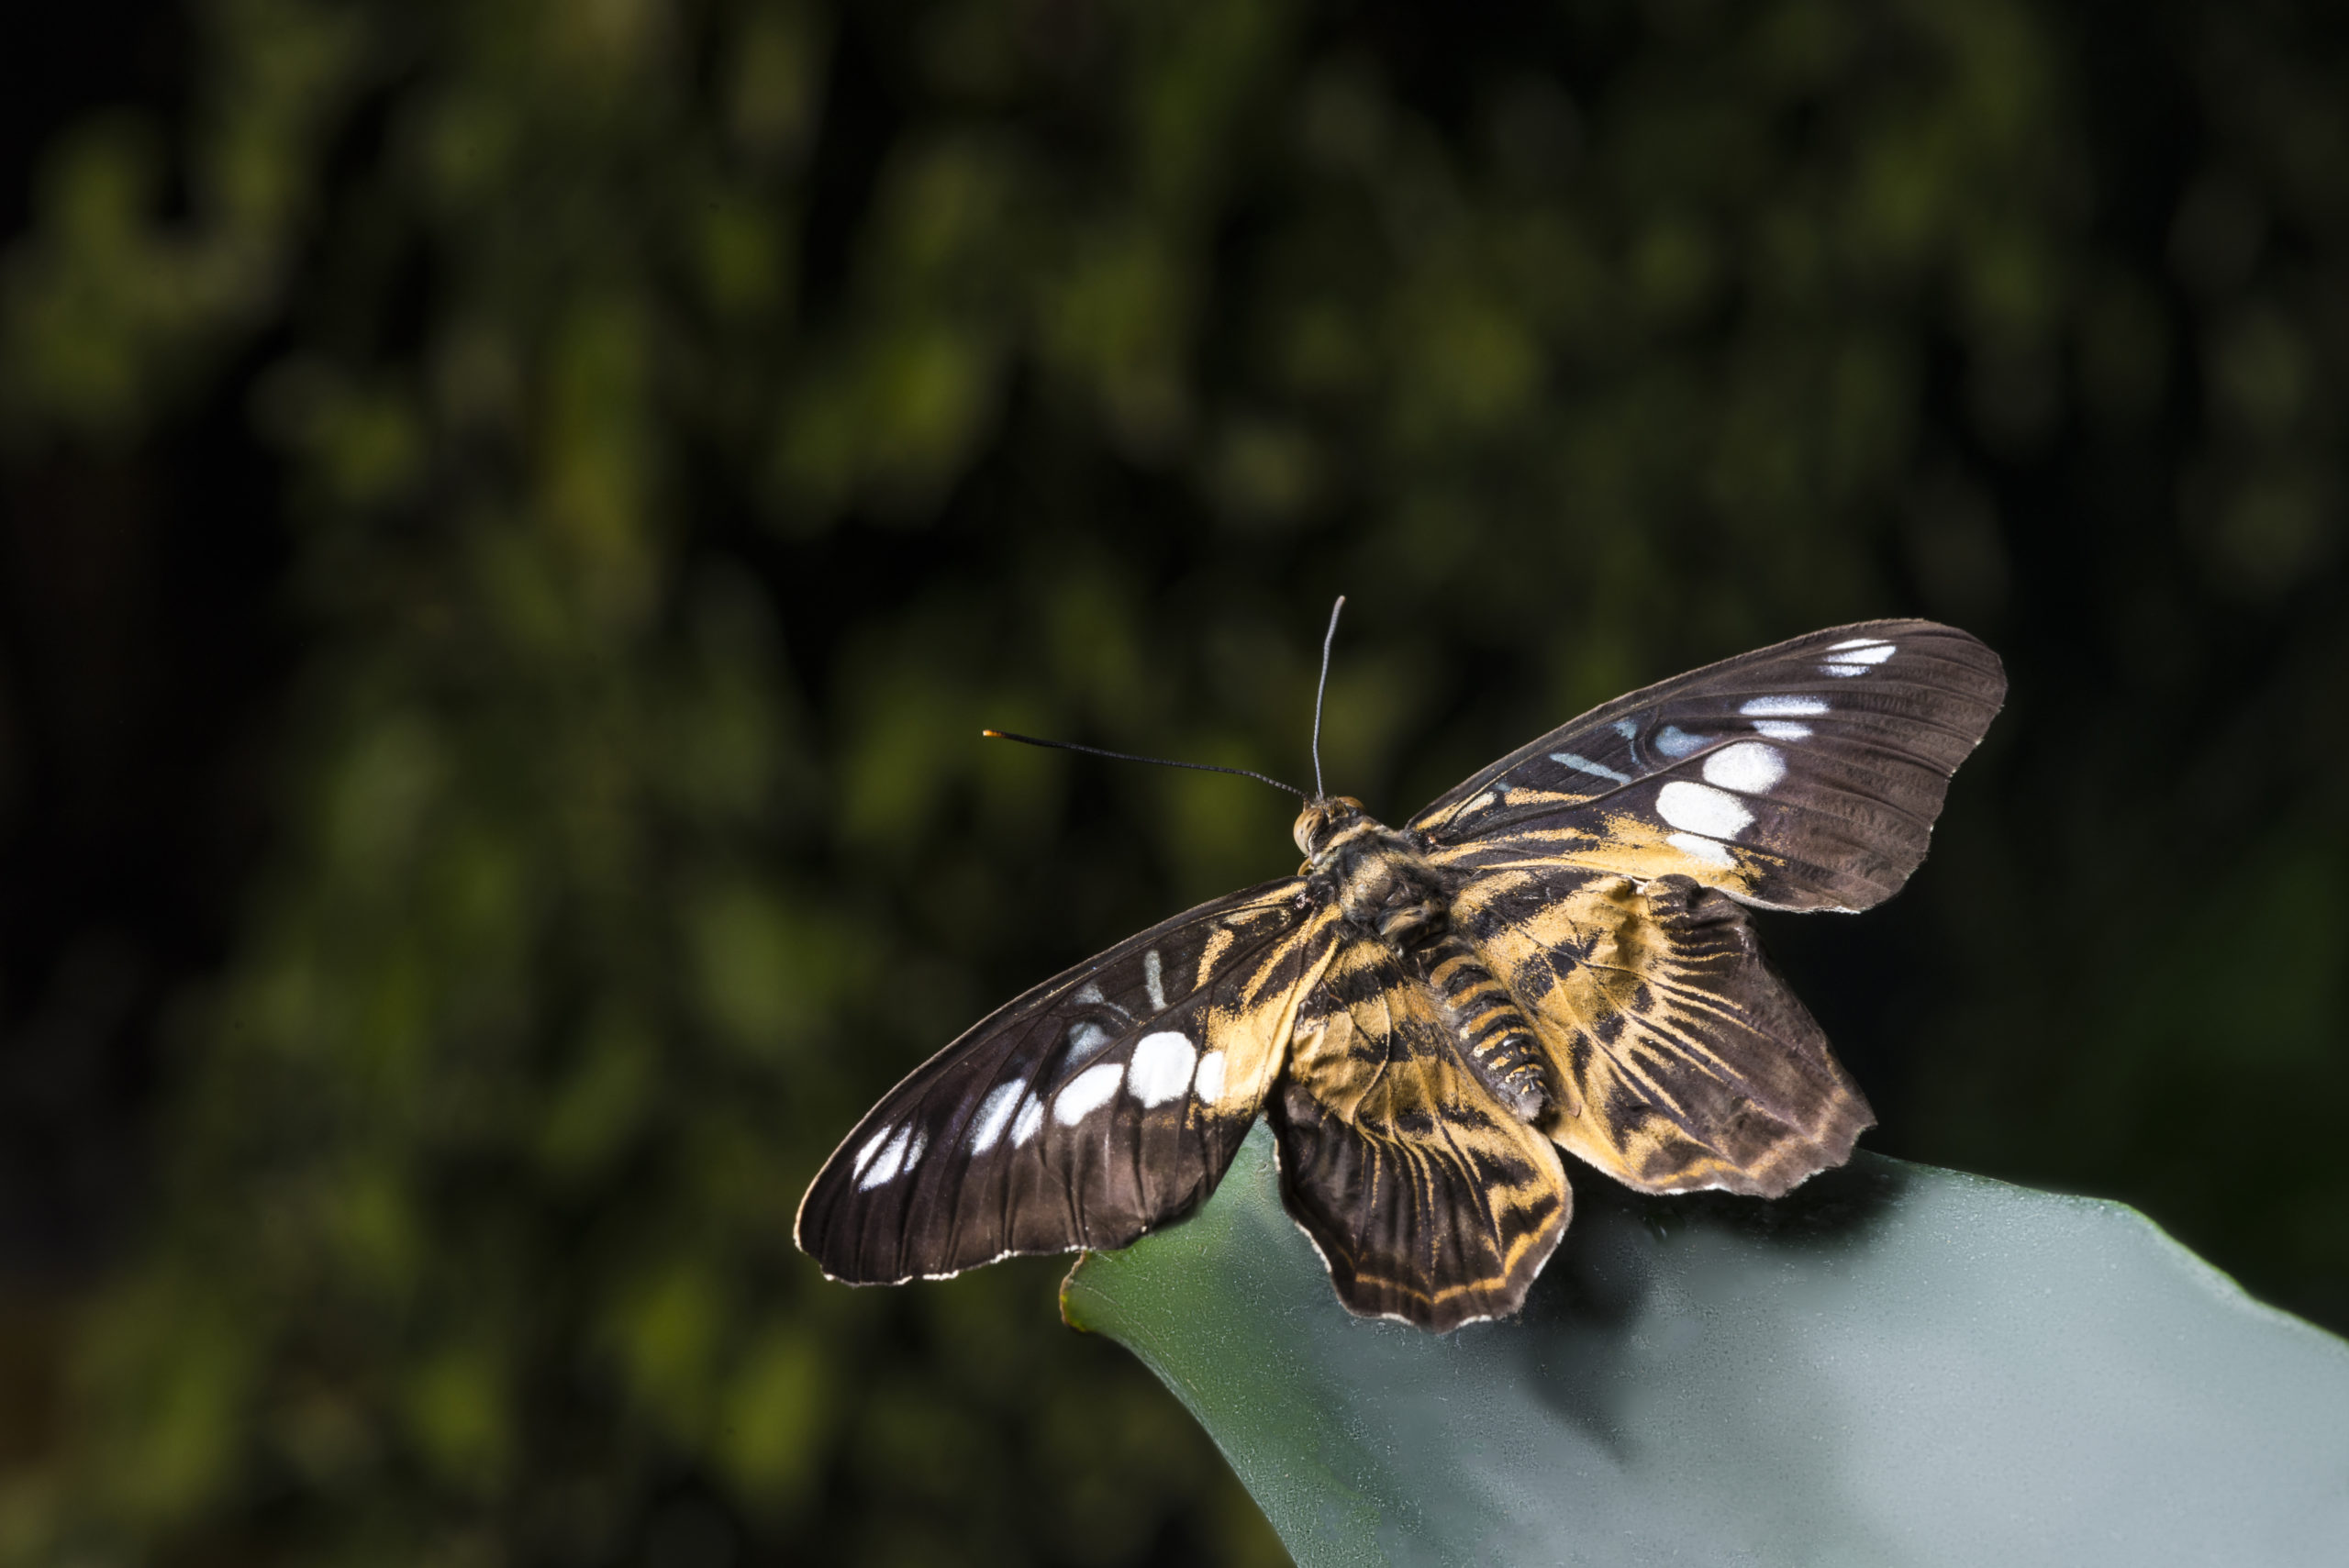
[1418,930,1549,1121]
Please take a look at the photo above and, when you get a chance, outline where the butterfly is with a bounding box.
[796,615,2005,1330]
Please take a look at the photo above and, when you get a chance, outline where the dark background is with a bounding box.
[2,0,2345,1562]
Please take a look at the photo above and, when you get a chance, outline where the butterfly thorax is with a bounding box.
[1296,800,1443,942]
[1294,796,1552,1121]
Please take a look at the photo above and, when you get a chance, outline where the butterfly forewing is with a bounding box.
[1414,620,2006,912]
[795,880,1337,1284]
[1270,934,1572,1329]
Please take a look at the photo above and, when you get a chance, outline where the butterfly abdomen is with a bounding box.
[1418,929,1550,1121]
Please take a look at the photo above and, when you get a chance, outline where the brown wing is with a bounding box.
[1269,933,1572,1330]
[1454,865,1872,1195]
[1413,620,2006,913]
[796,880,1341,1284]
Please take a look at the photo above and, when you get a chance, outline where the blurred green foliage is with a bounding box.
[1,0,2345,1562]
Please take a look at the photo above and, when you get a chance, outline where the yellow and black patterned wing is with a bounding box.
[1453,866,1869,1195]
[796,881,1341,1284]
[1413,620,2005,912]
[1269,934,1572,1329]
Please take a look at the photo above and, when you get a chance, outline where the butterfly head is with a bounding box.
[1293,795,1370,859]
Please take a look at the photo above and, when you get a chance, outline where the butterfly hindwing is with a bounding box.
[1453,862,1872,1195]
[795,880,1338,1284]
[1414,620,2006,912]
[1269,933,1572,1329]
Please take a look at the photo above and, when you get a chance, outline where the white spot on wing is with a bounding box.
[1612,717,1639,738]
[1753,720,1812,740]
[1741,695,1828,717]
[1657,780,1754,839]
[1073,982,1104,1005]
[1702,740,1786,795]
[851,1126,894,1180]
[1065,1020,1114,1064]
[858,1125,917,1190]
[1820,641,1896,677]
[1143,951,1166,1013]
[1193,1051,1226,1103]
[1010,1094,1045,1147]
[1668,832,1737,868]
[1054,1062,1126,1126]
[1552,751,1631,785]
[1127,1031,1197,1107]
[967,1081,1026,1154]
[1654,725,1706,758]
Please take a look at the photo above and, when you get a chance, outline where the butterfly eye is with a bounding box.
[1294,798,1361,857]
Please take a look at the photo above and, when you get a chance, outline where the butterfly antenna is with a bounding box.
[1311,595,1345,801]
[981,730,1307,799]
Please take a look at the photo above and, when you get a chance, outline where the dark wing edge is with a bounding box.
[1269,933,1573,1331]
[1414,620,2007,913]
[794,877,1336,1286]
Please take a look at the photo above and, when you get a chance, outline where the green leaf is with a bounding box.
[1063,1124,2349,1566]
